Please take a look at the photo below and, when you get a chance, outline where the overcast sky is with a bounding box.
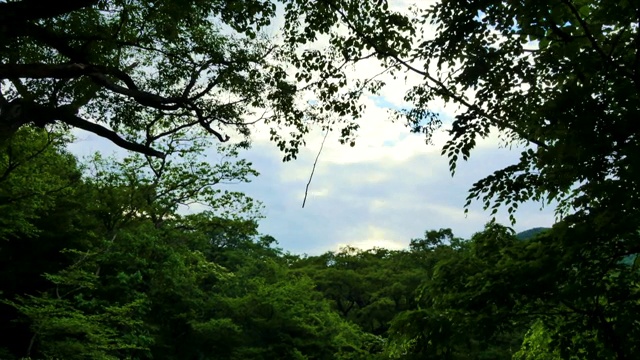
[68,100,556,255]
[67,1,556,255]
[221,106,555,255]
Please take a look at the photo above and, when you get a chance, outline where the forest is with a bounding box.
[1,0,639,359]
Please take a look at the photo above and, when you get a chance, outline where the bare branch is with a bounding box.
[146,119,200,144]
[302,128,329,208]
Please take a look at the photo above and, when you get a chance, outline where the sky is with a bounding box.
[222,106,555,255]
[68,100,556,255]
[67,1,556,255]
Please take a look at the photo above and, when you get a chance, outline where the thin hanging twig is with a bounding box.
[302,129,330,208]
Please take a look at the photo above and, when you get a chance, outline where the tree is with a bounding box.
[209,261,371,360]
[0,128,89,358]
[387,225,527,360]
[0,126,260,357]
[1,0,266,157]
[513,320,562,360]
[0,127,80,239]
[280,0,640,245]
[388,223,640,360]
[0,0,392,160]
[1,128,380,359]
[6,0,639,218]
[5,1,640,357]
[283,0,640,228]
[282,2,640,357]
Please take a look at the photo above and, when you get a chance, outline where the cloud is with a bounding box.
[230,116,555,255]
[63,1,555,256]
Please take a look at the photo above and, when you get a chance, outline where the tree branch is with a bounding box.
[0,0,97,23]
[0,63,90,79]
[327,3,548,149]
[0,130,56,184]
[57,109,166,158]
[15,23,87,62]
[1,99,165,158]
[0,61,188,110]
[4,22,235,149]
[560,0,609,63]
[146,119,200,144]
[83,66,184,110]
[302,128,329,208]
[187,103,230,142]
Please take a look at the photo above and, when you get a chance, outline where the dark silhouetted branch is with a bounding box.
[0,63,89,79]
[0,0,97,22]
[302,128,329,208]
[61,111,166,158]
[1,99,165,158]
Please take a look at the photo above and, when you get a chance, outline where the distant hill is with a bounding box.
[514,228,637,266]
[516,227,551,240]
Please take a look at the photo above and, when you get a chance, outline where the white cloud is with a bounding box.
[63,1,555,255]
[231,128,555,255]
[334,225,408,252]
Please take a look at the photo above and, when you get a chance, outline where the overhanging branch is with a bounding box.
[61,111,166,158]
[0,99,165,158]
[0,0,98,22]
[3,22,233,151]
[327,3,548,149]
[0,63,89,79]
[0,61,186,110]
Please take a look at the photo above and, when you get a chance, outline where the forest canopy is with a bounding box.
[1,0,640,359]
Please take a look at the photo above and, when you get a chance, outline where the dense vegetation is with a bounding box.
[2,0,640,359]
[1,131,637,359]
